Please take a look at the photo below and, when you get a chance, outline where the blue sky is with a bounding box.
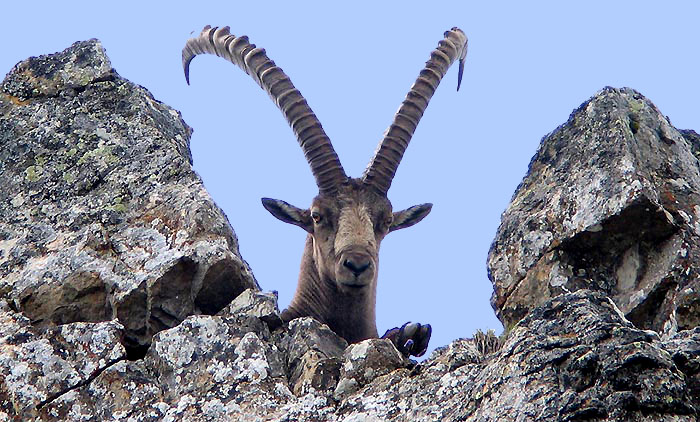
[3,2,699,357]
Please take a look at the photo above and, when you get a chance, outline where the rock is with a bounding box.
[488,87,700,333]
[429,335,489,371]
[333,290,696,421]
[0,300,125,420]
[142,314,290,421]
[33,312,293,422]
[221,288,283,330]
[0,40,258,357]
[2,40,699,421]
[662,327,700,412]
[283,317,348,396]
[333,338,407,400]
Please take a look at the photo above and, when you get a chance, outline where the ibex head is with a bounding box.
[262,180,432,295]
[183,26,467,356]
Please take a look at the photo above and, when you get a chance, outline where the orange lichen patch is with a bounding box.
[2,93,31,106]
[661,189,677,204]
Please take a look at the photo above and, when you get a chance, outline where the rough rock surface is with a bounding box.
[1,42,699,421]
[0,40,258,358]
[488,87,700,334]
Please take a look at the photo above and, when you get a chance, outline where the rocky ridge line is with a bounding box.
[0,40,698,421]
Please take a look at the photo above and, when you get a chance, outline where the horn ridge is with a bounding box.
[362,27,467,194]
[183,26,347,194]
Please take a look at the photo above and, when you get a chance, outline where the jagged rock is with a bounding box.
[662,326,700,412]
[0,300,125,420]
[333,338,407,400]
[430,337,486,371]
[32,312,291,421]
[283,317,348,396]
[488,87,700,333]
[221,288,283,330]
[332,290,696,421]
[2,40,699,421]
[0,40,258,357]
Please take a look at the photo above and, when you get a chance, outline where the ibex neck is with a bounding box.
[282,235,378,343]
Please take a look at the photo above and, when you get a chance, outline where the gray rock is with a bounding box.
[283,317,348,396]
[2,40,699,422]
[34,312,292,422]
[333,338,407,400]
[488,87,700,333]
[0,301,125,420]
[0,39,258,357]
[662,327,700,412]
[332,290,696,421]
[222,288,283,330]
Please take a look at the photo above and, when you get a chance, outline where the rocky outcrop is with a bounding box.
[1,42,698,421]
[0,40,258,359]
[488,87,700,335]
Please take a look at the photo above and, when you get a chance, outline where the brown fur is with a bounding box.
[274,179,413,343]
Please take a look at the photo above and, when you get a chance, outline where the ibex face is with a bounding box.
[183,25,467,356]
[262,180,431,295]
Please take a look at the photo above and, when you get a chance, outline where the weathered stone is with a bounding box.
[36,360,163,422]
[2,40,699,421]
[488,87,700,333]
[142,314,290,420]
[662,327,700,412]
[332,291,696,421]
[1,39,113,101]
[222,288,283,330]
[0,40,258,357]
[429,337,483,371]
[0,301,125,420]
[333,338,407,400]
[146,314,284,400]
[283,317,347,396]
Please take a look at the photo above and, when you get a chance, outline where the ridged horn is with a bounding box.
[183,25,347,195]
[362,27,468,194]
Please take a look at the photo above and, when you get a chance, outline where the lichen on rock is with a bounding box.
[1,39,699,421]
[0,40,258,361]
[488,87,700,335]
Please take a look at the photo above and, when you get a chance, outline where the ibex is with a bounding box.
[183,26,467,357]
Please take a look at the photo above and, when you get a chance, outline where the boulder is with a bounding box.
[0,40,258,358]
[332,290,696,421]
[488,87,700,334]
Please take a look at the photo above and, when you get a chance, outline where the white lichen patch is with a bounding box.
[233,332,270,383]
[521,230,553,269]
[209,360,234,383]
[548,262,570,288]
[10,193,24,207]
[343,342,368,366]
[152,328,197,368]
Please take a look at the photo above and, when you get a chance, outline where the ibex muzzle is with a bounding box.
[183,26,467,356]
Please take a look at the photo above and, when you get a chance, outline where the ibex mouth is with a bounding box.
[341,282,367,289]
[337,279,371,295]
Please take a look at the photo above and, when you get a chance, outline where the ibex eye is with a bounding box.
[311,211,322,224]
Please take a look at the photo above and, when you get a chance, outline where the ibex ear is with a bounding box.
[261,198,313,233]
[389,203,432,233]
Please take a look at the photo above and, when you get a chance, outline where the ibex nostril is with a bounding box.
[343,258,370,276]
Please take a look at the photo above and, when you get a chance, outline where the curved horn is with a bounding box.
[362,28,468,194]
[183,26,347,195]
